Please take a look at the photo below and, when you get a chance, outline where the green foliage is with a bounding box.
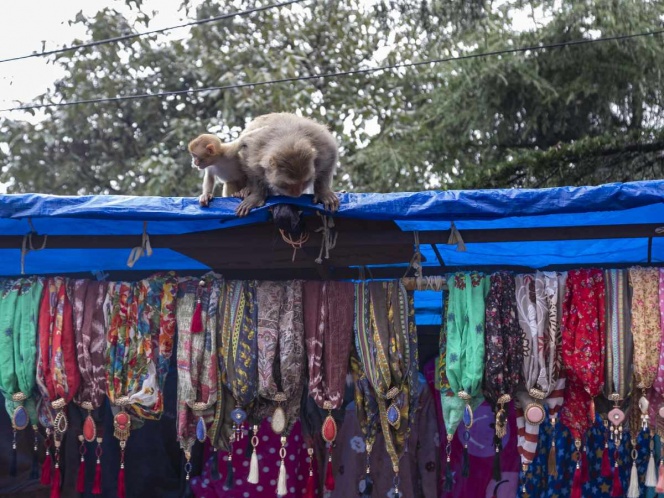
[1,0,663,195]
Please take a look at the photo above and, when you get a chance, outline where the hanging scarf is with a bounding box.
[256,280,305,496]
[482,271,523,481]
[351,354,380,497]
[628,267,661,496]
[37,276,81,498]
[629,267,661,423]
[600,269,634,494]
[71,279,109,495]
[560,268,605,498]
[355,280,419,498]
[441,272,488,480]
[304,281,355,492]
[654,268,664,492]
[515,271,567,485]
[219,279,258,488]
[0,277,43,479]
[176,274,221,491]
[105,272,178,498]
[436,291,457,492]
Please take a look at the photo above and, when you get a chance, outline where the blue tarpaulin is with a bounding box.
[1,180,662,325]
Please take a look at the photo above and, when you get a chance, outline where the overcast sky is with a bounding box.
[0,0,194,113]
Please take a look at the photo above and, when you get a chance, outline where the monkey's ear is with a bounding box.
[268,157,277,169]
[206,143,216,155]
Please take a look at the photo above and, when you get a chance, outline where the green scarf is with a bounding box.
[0,278,43,427]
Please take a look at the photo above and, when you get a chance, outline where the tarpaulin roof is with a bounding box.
[1,180,662,324]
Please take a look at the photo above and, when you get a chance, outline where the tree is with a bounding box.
[1,0,663,195]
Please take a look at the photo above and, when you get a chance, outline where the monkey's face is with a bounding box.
[267,157,314,197]
[188,135,223,170]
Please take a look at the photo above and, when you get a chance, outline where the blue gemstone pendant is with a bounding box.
[387,402,400,428]
[462,404,474,429]
[231,407,247,425]
[12,405,28,431]
[196,416,207,442]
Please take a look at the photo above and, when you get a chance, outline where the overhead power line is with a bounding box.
[0,0,306,64]
[2,28,662,113]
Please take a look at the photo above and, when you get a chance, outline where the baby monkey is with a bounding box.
[235,113,340,217]
[188,133,247,206]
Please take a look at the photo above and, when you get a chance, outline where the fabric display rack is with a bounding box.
[0,180,663,498]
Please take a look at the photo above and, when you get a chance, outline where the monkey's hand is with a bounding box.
[199,192,214,207]
[233,187,252,199]
[313,189,340,212]
[235,193,266,217]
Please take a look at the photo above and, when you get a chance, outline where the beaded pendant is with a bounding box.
[83,415,97,442]
[196,416,207,442]
[12,405,28,431]
[322,415,337,443]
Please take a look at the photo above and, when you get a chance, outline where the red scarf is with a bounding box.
[560,269,605,498]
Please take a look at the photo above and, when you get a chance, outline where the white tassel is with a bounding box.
[627,461,640,498]
[247,448,259,484]
[277,459,287,496]
[647,452,657,487]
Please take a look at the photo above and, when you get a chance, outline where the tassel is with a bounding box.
[325,453,335,491]
[601,443,611,477]
[92,457,102,494]
[30,447,40,480]
[656,461,664,493]
[181,478,193,498]
[210,450,221,481]
[225,454,235,489]
[247,447,259,484]
[571,463,582,498]
[277,459,287,496]
[443,459,453,492]
[41,448,52,486]
[647,451,657,487]
[581,448,589,483]
[360,475,374,498]
[548,441,557,477]
[461,445,470,477]
[612,461,624,497]
[305,470,316,498]
[190,299,203,333]
[117,466,126,498]
[492,445,501,482]
[77,455,86,493]
[626,461,639,498]
[10,445,17,477]
[50,463,61,498]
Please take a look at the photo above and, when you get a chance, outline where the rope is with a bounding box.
[20,218,48,275]
[279,229,310,262]
[447,221,466,252]
[126,221,152,268]
[315,214,338,264]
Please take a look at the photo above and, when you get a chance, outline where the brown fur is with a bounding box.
[235,113,339,217]
[188,133,246,205]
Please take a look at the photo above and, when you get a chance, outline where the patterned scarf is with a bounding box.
[602,270,632,437]
[0,277,43,478]
[441,272,488,480]
[653,269,664,434]
[71,279,109,494]
[176,274,221,458]
[105,273,177,498]
[304,280,355,492]
[560,269,605,498]
[482,271,523,478]
[37,276,81,497]
[629,267,661,405]
[355,280,418,497]
[256,280,305,496]
[515,272,566,476]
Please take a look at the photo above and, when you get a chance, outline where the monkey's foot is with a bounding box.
[235,195,266,217]
[233,187,252,199]
[313,190,340,212]
[199,193,213,207]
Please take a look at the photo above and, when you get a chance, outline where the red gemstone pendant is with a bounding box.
[83,415,97,442]
[322,415,337,443]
